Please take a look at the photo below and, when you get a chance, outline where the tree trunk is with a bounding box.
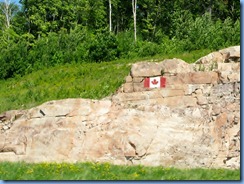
[109,0,112,32]
[209,0,212,19]
[132,0,137,42]
[1,0,11,29]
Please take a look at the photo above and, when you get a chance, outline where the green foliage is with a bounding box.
[117,31,136,58]
[0,61,130,113]
[0,30,28,79]
[170,12,240,51]
[137,41,160,57]
[0,49,215,114]
[87,31,119,62]
[0,0,240,79]
[0,161,240,180]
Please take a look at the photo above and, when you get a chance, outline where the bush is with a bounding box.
[0,39,29,79]
[87,31,119,62]
[137,41,160,57]
[180,13,240,51]
[117,31,137,58]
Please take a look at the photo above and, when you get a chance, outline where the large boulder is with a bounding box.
[0,46,240,169]
[131,58,193,77]
[195,46,240,64]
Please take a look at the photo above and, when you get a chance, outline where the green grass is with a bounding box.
[0,161,240,180]
[0,49,211,114]
[0,62,130,113]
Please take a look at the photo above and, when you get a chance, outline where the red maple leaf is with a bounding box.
[151,79,158,85]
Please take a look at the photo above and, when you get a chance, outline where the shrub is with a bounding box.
[87,31,119,62]
[117,31,137,58]
[182,13,240,51]
[0,39,29,79]
[137,41,160,57]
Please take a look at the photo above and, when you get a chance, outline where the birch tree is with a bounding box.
[132,0,137,42]
[109,0,112,32]
[0,0,18,29]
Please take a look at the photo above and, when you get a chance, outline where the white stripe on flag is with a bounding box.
[149,77,160,88]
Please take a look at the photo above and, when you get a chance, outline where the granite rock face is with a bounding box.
[195,46,240,64]
[0,46,240,169]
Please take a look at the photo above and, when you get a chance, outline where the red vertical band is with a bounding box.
[144,77,150,88]
[160,77,166,88]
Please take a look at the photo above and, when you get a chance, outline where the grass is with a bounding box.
[0,161,240,180]
[0,49,211,114]
[0,62,130,113]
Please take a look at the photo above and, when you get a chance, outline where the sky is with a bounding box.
[0,0,20,4]
[11,0,19,5]
[12,0,19,3]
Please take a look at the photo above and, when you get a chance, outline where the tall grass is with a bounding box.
[0,49,212,114]
[0,62,129,113]
[0,161,240,180]
[0,49,212,113]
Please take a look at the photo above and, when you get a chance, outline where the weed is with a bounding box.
[0,162,240,180]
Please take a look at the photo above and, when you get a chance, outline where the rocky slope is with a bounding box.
[0,46,240,169]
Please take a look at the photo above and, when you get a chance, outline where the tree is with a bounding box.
[109,0,112,32]
[132,0,137,42]
[0,0,18,29]
[112,0,131,34]
[87,0,106,30]
[19,0,93,37]
[225,0,240,21]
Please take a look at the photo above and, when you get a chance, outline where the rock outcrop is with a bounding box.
[195,46,240,64]
[0,46,240,169]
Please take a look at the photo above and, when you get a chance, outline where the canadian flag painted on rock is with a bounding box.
[144,77,166,88]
